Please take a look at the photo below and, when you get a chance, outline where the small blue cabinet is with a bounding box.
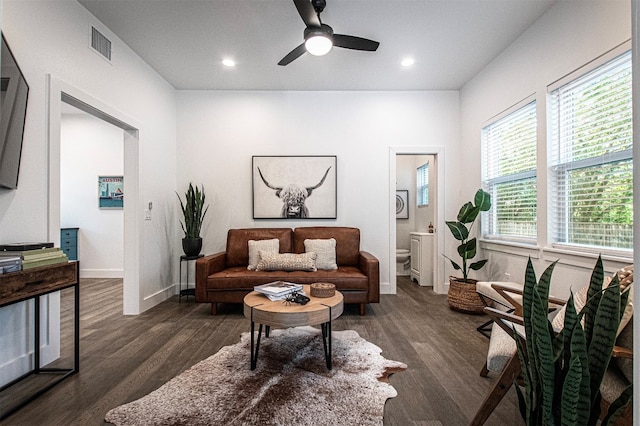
[60,227,79,261]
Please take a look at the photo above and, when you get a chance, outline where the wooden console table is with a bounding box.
[0,261,79,420]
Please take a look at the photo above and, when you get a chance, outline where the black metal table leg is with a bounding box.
[250,322,263,370]
[320,305,333,369]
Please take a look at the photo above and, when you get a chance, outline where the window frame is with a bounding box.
[547,47,633,253]
[416,162,429,207]
[481,95,538,244]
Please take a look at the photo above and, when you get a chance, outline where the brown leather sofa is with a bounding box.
[195,226,379,315]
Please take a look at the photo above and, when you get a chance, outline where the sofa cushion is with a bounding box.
[304,238,338,270]
[294,227,360,266]
[247,238,279,271]
[226,228,293,268]
[206,266,370,291]
[256,252,317,272]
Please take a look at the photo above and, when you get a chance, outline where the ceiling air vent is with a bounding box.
[91,26,111,61]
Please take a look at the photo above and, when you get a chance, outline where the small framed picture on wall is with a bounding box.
[396,190,409,219]
[98,175,124,209]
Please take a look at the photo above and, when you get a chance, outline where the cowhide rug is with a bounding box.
[105,326,406,426]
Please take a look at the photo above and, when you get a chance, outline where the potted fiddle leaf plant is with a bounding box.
[177,183,209,257]
[443,188,491,313]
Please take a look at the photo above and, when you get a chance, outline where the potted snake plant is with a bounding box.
[515,256,632,425]
[177,183,209,257]
[443,188,491,313]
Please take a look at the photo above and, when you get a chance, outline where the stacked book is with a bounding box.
[0,256,21,274]
[0,243,68,271]
[254,281,303,301]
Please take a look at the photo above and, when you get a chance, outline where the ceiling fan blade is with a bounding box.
[278,43,307,66]
[333,34,380,51]
[293,0,321,28]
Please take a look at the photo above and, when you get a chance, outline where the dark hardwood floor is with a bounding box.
[1,276,521,425]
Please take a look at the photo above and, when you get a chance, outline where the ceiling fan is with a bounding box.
[278,0,380,66]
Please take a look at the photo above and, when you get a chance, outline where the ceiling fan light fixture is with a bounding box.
[305,33,333,56]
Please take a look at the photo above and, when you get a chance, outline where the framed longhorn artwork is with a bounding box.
[252,155,337,219]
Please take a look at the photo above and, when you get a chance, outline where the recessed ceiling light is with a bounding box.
[222,58,236,67]
[401,58,415,67]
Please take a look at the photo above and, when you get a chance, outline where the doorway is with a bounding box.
[47,76,142,315]
[389,146,446,295]
[60,103,124,279]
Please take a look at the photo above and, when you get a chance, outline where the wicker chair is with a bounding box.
[471,266,634,426]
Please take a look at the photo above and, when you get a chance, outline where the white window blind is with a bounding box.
[548,50,633,250]
[417,163,429,206]
[482,101,537,239]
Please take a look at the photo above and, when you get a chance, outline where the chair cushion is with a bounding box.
[614,319,633,384]
[486,322,517,373]
[551,266,633,335]
[304,238,338,270]
[256,252,317,272]
[247,238,279,271]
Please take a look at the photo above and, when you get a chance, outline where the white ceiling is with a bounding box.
[78,0,557,91]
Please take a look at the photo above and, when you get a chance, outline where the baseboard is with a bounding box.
[380,281,392,294]
[80,269,123,279]
[140,283,177,313]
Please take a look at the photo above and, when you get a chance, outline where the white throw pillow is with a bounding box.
[247,239,279,271]
[304,238,338,270]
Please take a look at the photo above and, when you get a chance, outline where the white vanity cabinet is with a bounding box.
[410,232,435,286]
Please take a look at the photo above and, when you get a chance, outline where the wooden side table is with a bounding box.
[243,284,343,370]
[0,261,80,420]
[179,254,203,302]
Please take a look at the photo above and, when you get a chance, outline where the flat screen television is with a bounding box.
[0,33,29,189]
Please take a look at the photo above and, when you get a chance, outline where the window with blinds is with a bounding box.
[548,50,632,250]
[417,163,429,206]
[481,100,537,240]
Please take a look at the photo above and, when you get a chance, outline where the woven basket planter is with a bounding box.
[447,277,485,314]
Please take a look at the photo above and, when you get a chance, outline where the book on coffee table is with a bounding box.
[254,281,303,298]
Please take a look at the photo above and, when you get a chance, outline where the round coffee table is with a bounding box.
[243,284,343,370]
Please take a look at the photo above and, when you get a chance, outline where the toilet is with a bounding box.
[396,249,411,276]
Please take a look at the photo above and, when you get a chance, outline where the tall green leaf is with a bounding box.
[560,356,582,426]
[474,188,492,211]
[583,256,604,347]
[445,221,468,241]
[457,202,479,223]
[531,289,555,424]
[568,306,591,426]
[587,282,620,406]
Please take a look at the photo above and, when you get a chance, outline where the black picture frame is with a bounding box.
[396,190,409,219]
[252,155,337,219]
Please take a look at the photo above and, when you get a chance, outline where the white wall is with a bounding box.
[460,0,631,298]
[0,0,177,305]
[0,0,176,386]
[176,90,460,293]
[61,112,124,278]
